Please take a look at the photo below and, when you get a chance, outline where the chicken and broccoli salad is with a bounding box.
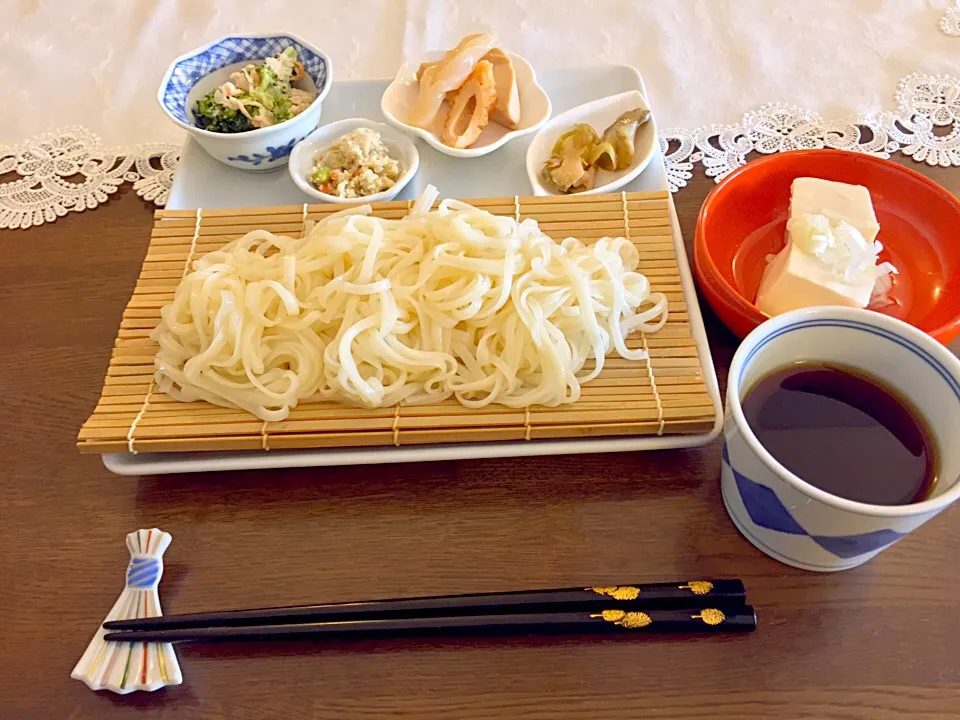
[194,48,316,133]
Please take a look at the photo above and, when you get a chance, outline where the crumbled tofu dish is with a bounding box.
[310,129,402,198]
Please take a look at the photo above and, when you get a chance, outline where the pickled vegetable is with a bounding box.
[541,107,651,193]
[542,125,601,193]
[593,108,651,171]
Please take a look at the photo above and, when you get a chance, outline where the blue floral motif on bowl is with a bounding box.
[228,136,302,166]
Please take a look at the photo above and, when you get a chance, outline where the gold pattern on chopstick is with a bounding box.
[590,609,652,628]
[588,586,641,600]
[692,608,726,625]
[680,581,714,595]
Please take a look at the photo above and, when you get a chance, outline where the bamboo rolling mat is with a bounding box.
[78,190,715,454]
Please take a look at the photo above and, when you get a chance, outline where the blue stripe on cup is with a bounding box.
[738,319,960,401]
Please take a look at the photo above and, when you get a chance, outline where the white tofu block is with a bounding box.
[756,241,875,316]
[789,177,880,243]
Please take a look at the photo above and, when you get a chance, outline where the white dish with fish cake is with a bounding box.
[380,45,551,158]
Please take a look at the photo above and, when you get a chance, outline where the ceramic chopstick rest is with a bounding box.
[71,528,183,693]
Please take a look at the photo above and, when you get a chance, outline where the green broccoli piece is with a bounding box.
[194,91,254,133]
[272,94,292,123]
[259,63,279,88]
[250,58,287,113]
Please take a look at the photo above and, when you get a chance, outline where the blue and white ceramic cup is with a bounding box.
[722,307,960,571]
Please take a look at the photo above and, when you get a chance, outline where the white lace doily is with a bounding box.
[2,72,958,228]
[661,71,960,191]
[0,128,178,229]
[942,1,960,36]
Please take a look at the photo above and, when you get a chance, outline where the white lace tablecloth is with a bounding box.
[2,0,959,228]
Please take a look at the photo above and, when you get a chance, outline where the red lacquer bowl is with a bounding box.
[693,150,960,344]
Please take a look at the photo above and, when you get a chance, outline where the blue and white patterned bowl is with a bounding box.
[157,33,333,172]
[722,306,960,571]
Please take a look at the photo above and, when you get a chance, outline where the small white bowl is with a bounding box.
[288,119,420,204]
[525,90,657,196]
[157,33,333,172]
[380,50,551,159]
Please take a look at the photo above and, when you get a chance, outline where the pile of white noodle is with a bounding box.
[152,186,668,421]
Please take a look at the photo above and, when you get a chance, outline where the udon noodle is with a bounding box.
[152,186,668,421]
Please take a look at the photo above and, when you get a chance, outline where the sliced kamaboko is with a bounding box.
[407,33,499,129]
[484,48,521,130]
[415,46,519,131]
[442,60,497,148]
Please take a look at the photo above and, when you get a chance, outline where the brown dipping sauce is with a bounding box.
[741,362,938,506]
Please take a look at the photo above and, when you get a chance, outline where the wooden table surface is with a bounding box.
[2,158,958,720]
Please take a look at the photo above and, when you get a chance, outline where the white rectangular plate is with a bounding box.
[104,66,722,475]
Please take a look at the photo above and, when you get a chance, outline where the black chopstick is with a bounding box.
[104,606,756,643]
[103,579,745,631]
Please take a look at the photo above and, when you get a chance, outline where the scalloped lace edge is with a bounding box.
[1,72,958,228]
